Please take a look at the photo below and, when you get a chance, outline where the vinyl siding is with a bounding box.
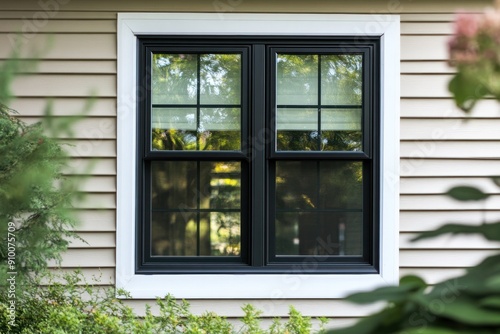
[1,0,498,322]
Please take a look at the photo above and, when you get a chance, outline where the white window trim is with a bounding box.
[116,13,400,299]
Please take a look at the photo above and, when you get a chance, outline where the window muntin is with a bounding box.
[138,38,378,273]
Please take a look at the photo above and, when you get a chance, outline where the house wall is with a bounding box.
[1,0,498,327]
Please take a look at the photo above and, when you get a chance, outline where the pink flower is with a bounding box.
[454,13,480,38]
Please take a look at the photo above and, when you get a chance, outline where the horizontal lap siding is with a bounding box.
[0,7,120,313]
[398,4,500,291]
[1,0,496,320]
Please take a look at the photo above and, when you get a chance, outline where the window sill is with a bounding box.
[117,273,394,299]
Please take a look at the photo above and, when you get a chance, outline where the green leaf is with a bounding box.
[347,277,425,305]
[492,176,500,188]
[480,296,500,308]
[485,275,500,291]
[326,307,404,334]
[446,186,490,201]
[413,222,500,242]
[400,275,427,289]
[402,328,459,334]
[448,71,488,113]
[414,294,500,325]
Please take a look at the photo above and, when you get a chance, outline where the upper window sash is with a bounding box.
[268,45,376,159]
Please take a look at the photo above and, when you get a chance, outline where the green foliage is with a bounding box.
[446,185,490,201]
[0,271,327,333]
[327,5,500,333]
[0,51,91,287]
[414,221,500,243]
[447,70,489,112]
[326,157,500,334]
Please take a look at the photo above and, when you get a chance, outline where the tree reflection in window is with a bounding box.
[276,54,363,152]
[149,52,243,257]
[151,53,242,151]
[151,161,241,256]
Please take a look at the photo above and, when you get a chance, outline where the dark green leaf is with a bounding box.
[480,296,500,308]
[492,176,500,188]
[413,222,500,242]
[446,186,490,201]
[326,307,404,334]
[414,294,500,325]
[400,275,427,289]
[485,275,500,291]
[347,277,424,305]
[402,328,461,334]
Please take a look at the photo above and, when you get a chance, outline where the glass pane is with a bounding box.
[152,212,197,256]
[200,162,241,209]
[321,54,363,105]
[275,212,363,256]
[276,161,363,210]
[319,161,363,209]
[151,108,197,150]
[207,212,241,256]
[200,108,241,150]
[276,108,318,151]
[152,54,197,104]
[277,108,317,130]
[151,161,241,256]
[276,161,318,209]
[152,107,241,151]
[277,54,318,105]
[321,108,362,151]
[151,161,197,209]
[200,54,241,105]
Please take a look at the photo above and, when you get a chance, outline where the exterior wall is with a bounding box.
[1,0,497,326]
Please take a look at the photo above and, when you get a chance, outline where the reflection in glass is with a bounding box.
[275,161,363,256]
[199,162,241,209]
[152,108,241,151]
[151,53,242,151]
[276,161,318,209]
[151,108,197,150]
[152,54,197,104]
[277,54,318,105]
[200,108,241,150]
[151,161,241,256]
[152,212,198,256]
[321,108,362,151]
[276,161,363,210]
[321,54,363,105]
[275,53,364,152]
[276,108,318,151]
[200,54,241,105]
[275,213,363,256]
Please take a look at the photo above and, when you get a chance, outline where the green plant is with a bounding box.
[0,270,328,333]
[327,3,500,333]
[0,47,94,290]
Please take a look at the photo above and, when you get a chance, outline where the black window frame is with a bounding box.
[136,36,380,275]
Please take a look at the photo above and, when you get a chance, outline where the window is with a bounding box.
[117,13,399,298]
[137,38,378,273]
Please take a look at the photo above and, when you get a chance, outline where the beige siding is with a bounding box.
[2,0,498,322]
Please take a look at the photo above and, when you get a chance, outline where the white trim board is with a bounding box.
[116,13,400,299]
